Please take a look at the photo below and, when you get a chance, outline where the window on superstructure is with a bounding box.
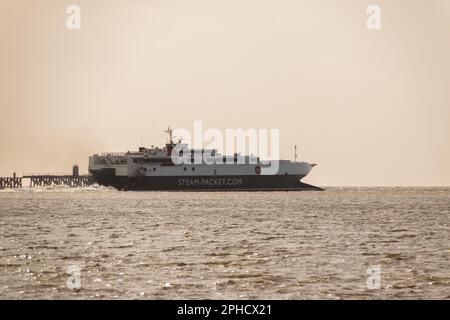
[192,167,195,171]
[183,167,187,171]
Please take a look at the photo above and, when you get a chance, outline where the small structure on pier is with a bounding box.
[72,164,79,177]
[0,172,22,190]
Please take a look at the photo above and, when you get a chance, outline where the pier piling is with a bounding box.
[0,173,22,190]
[23,175,93,188]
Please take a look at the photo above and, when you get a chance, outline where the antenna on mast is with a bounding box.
[295,145,298,162]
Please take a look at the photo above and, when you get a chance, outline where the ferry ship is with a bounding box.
[88,128,322,191]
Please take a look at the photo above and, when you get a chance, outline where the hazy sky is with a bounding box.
[1,0,449,186]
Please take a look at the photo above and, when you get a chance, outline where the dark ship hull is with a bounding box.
[89,168,323,191]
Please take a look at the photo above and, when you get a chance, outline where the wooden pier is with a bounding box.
[23,175,93,188]
[0,173,22,189]
[0,166,95,189]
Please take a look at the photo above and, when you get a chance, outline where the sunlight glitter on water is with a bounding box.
[0,187,449,299]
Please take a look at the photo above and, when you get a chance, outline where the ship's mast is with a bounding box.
[164,126,175,156]
[165,126,174,145]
